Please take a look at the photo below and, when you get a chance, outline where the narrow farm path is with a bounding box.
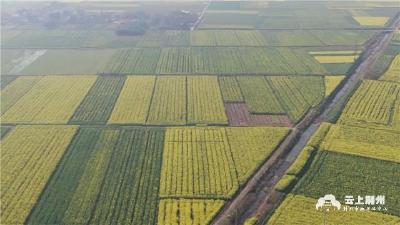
[191,0,210,31]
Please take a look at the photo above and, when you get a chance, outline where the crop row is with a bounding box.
[69,76,126,124]
[147,76,187,125]
[380,54,400,83]
[160,127,239,198]
[102,48,161,74]
[1,125,78,224]
[218,76,244,102]
[237,76,284,114]
[158,199,224,225]
[266,76,325,122]
[153,47,327,75]
[321,124,400,163]
[187,76,228,124]
[1,76,96,124]
[27,127,165,225]
[159,127,289,198]
[339,80,400,129]
[108,76,156,124]
[1,76,40,114]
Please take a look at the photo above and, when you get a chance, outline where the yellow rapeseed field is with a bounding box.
[0,76,41,115]
[1,125,78,225]
[321,125,400,163]
[314,55,358,64]
[268,194,400,224]
[108,76,155,124]
[157,199,224,225]
[324,75,345,96]
[309,50,361,55]
[187,76,228,125]
[159,127,289,198]
[339,80,399,128]
[146,76,187,125]
[380,54,400,83]
[226,127,289,183]
[353,16,389,26]
[1,76,96,124]
[159,127,238,198]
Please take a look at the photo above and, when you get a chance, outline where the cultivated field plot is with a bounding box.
[1,125,78,225]
[218,76,244,102]
[1,30,140,48]
[1,76,96,124]
[109,76,227,125]
[370,43,400,78]
[261,30,323,47]
[322,124,400,163]
[338,80,400,129]
[102,48,161,74]
[27,127,164,225]
[108,76,155,124]
[237,76,284,114]
[1,76,41,114]
[268,194,400,225]
[353,16,389,26]
[17,49,116,75]
[147,76,187,125]
[310,30,375,46]
[187,76,228,125]
[158,199,224,225]
[190,30,268,46]
[160,127,238,198]
[226,127,289,183]
[266,76,325,122]
[325,75,345,96]
[199,11,260,29]
[69,76,126,124]
[159,127,289,198]
[223,76,329,124]
[380,54,400,83]
[310,51,360,69]
[191,47,328,75]
[293,151,400,217]
[225,103,292,127]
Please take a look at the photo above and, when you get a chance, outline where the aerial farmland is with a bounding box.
[0,1,399,225]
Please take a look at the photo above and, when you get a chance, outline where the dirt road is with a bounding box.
[191,0,210,31]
